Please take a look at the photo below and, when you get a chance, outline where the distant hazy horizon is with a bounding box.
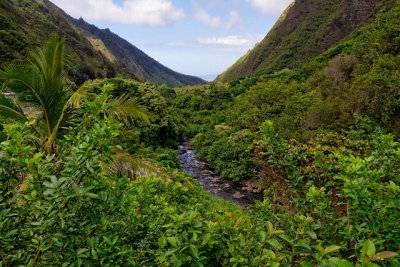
[199,74,218,81]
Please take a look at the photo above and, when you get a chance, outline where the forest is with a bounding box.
[0,0,400,266]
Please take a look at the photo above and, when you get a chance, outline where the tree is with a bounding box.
[0,35,149,154]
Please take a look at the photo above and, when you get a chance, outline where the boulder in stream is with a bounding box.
[211,178,221,184]
[233,192,244,199]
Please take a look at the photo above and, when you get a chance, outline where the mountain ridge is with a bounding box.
[67,16,205,87]
[216,0,388,82]
[0,0,206,87]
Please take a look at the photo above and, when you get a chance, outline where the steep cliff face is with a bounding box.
[216,0,388,82]
[68,17,206,87]
[0,0,206,86]
[0,0,121,84]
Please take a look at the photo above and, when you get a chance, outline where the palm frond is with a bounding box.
[107,94,151,125]
[29,35,66,98]
[0,93,28,122]
[101,152,169,181]
[29,35,72,134]
[0,62,43,107]
[66,80,94,109]
[0,35,71,136]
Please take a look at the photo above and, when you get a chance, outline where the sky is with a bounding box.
[49,0,293,80]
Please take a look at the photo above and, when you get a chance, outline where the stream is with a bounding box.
[177,139,264,207]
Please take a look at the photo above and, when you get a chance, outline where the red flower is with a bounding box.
[254,148,260,154]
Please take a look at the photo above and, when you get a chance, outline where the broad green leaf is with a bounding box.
[280,235,294,246]
[325,245,341,254]
[77,248,89,256]
[91,249,98,260]
[190,245,200,260]
[339,260,355,267]
[239,234,245,246]
[85,193,99,199]
[267,239,282,250]
[328,257,341,265]
[259,231,267,242]
[308,231,317,239]
[192,232,198,242]
[266,221,274,235]
[315,245,325,256]
[167,237,177,247]
[158,237,167,249]
[300,262,314,267]
[361,240,375,266]
[264,249,276,260]
[43,189,55,195]
[361,240,375,258]
[104,236,111,245]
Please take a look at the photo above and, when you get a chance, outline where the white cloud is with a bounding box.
[197,34,263,46]
[195,8,222,28]
[198,0,241,10]
[198,35,250,46]
[162,34,263,53]
[194,8,242,29]
[245,0,293,15]
[50,0,185,26]
[225,11,242,29]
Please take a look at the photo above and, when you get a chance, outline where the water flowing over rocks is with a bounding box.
[177,139,263,207]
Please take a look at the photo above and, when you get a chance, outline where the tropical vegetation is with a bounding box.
[1,0,400,266]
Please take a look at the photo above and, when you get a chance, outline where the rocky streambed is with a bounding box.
[177,140,264,207]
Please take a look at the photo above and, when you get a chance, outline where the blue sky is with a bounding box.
[50,0,292,79]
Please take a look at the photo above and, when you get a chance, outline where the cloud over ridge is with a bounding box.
[50,0,185,26]
[245,0,293,15]
[194,6,242,29]
[197,34,263,46]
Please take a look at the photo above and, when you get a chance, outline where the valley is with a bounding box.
[0,0,399,266]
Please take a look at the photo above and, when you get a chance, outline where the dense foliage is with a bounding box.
[1,92,398,266]
[165,2,400,264]
[1,0,400,266]
[172,1,400,181]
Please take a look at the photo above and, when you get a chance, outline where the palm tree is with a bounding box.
[0,35,166,180]
[0,35,149,154]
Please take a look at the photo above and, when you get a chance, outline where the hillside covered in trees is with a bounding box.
[216,0,392,82]
[0,0,399,266]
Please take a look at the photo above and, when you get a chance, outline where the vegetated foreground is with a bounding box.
[1,2,400,267]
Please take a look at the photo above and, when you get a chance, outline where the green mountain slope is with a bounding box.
[0,0,205,86]
[216,0,387,82]
[68,17,205,87]
[0,0,121,84]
